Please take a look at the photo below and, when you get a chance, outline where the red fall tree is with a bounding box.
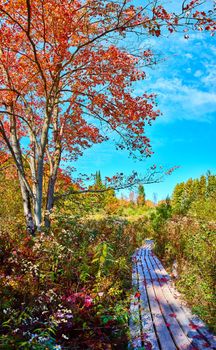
[0,0,215,233]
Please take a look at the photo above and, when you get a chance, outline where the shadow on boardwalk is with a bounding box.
[129,240,216,350]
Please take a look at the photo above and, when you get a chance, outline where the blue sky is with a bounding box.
[74,4,216,202]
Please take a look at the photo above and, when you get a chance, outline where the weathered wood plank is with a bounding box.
[145,253,192,350]
[150,255,209,349]
[129,241,216,350]
[152,254,216,349]
[141,253,177,350]
[136,257,160,350]
[129,262,142,349]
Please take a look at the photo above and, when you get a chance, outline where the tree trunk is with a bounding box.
[43,86,61,228]
[33,158,44,231]
[44,175,57,228]
[44,157,60,228]
[44,135,62,228]
[19,175,35,235]
[8,110,36,234]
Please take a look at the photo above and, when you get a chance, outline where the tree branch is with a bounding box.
[54,172,164,201]
[26,0,31,35]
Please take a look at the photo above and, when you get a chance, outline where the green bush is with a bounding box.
[152,216,216,332]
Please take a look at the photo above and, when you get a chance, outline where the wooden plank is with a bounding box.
[143,239,154,251]
[140,252,177,350]
[150,254,210,349]
[148,254,171,284]
[137,258,160,350]
[183,314,216,349]
[145,254,193,350]
[129,261,142,349]
[152,254,216,348]
[152,254,216,349]
[129,242,216,350]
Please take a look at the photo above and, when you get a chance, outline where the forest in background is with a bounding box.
[0,156,215,349]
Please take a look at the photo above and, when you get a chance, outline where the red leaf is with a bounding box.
[158,277,169,283]
[141,332,149,340]
[134,292,141,298]
[192,334,204,340]
[144,342,153,350]
[189,322,200,330]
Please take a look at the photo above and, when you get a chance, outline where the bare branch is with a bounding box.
[54,172,165,201]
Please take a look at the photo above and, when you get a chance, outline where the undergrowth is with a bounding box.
[0,215,147,349]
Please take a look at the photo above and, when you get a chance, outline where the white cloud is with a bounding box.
[129,17,216,125]
[194,70,203,77]
[185,53,193,59]
[150,78,216,123]
[201,65,216,89]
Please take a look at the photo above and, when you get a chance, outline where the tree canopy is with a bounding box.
[0,0,215,232]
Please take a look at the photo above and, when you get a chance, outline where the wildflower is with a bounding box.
[84,296,93,307]
[12,328,20,334]
[29,333,38,342]
[38,336,49,343]
[62,334,69,340]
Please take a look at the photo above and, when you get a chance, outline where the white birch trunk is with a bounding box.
[9,111,36,234]
[44,148,61,228]
[19,174,35,234]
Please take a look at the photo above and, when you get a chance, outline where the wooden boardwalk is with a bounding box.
[129,240,216,350]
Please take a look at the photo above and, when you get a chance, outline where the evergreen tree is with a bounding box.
[95,171,103,188]
[165,195,171,207]
[207,172,216,198]
[90,171,118,213]
[193,179,200,198]
[181,178,195,213]
[197,175,207,199]
[137,184,146,206]
[172,182,185,213]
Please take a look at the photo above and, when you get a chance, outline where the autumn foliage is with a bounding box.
[0,0,215,232]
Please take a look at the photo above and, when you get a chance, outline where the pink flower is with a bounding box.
[84,296,93,308]
[65,295,76,303]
